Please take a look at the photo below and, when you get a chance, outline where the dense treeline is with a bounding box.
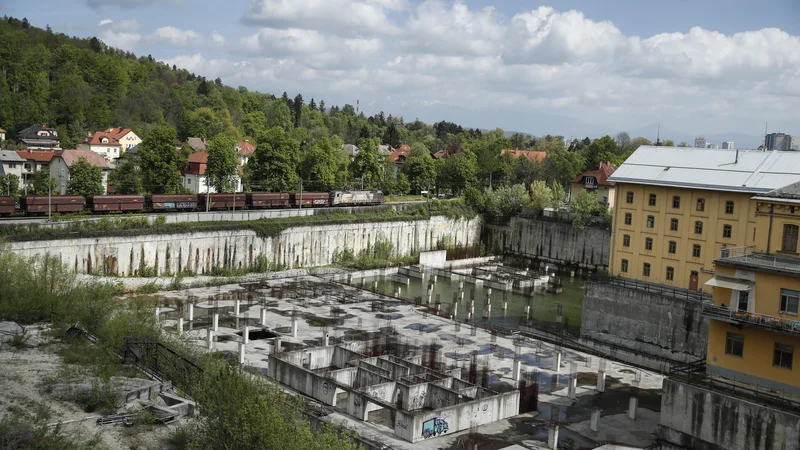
[0,16,651,196]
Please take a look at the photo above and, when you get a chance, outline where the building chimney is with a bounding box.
[42,123,46,128]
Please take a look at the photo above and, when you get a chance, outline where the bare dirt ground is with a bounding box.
[0,327,179,450]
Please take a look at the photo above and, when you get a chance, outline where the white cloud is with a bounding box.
[239,28,382,69]
[97,19,141,51]
[212,32,226,45]
[149,26,204,47]
[87,0,180,8]
[402,0,504,56]
[242,0,402,37]
[98,19,113,26]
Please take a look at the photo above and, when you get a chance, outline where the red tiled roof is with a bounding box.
[500,149,547,163]
[236,141,255,156]
[0,128,6,133]
[184,150,207,175]
[82,127,134,146]
[389,147,408,164]
[57,150,109,169]
[398,144,410,152]
[16,150,59,163]
[570,162,617,186]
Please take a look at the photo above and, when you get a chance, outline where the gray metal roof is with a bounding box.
[0,150,26,162]
[609,146,800,193]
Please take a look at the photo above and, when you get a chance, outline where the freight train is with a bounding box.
[0,190,385,216]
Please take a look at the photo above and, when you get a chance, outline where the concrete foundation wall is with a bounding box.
[581,282,708,367]
[659,379,800,450]
[485,217,610,270]
[409,390,520,443]
[9,216,481,275]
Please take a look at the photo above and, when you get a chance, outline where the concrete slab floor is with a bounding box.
[157,275,664,449]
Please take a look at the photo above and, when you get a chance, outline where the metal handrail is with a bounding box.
[589,276,711,303]
[703,304,800,334]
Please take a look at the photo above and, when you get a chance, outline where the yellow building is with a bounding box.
[703,181,800,394]
[609,146,800,290]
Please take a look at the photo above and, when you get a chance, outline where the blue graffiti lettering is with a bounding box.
[421,418,449,439]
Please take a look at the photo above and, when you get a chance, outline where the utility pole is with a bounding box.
[298,180,303,209]
[48,181,51,222]
[205,174,210,212]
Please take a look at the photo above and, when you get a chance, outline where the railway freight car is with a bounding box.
[20,196,85,214]
[289,192,329,207]
[330,190,384,206]
[198,193,246,211]
[247,192,290,209]
[87,195,145,213]
[0,196,15,216]
[146,194,198,212]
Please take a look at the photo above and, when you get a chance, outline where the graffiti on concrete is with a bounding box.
[396,418,408,430]
[421,417,449,439]
[322,381,330,395]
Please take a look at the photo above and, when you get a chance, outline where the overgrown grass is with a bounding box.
[0,403,102,449]
[0,201,477,242]
[331,238,418,270]
[385,195,426,203]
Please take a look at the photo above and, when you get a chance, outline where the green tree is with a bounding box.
[240,111,267,139]
[529,180,553,214]
[409,142,429,157]
[395,173,411,195]
[582,135,619,170]
[139,126,188,194]
[440,150,478,194]
[66,158,104,196]
[32,169,58,196]
[663,139,675,147]
[405,154,436,194]
[206,135,239,193]
[265,101,293,131]
[570,190,609,229]
[382,121,401,148]
[0,173,20,198]
[249,127,300,192]
[300,137,339,190]
[483,184,530,223]
[351,138,382,188]
[107,156,143,195]
[550,182,566,209]
[293,93,303,128]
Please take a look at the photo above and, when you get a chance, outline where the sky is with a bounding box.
[2,0,799,147]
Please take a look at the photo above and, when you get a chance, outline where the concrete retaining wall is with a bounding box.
[581,281,708,369]
[659,379,800,450]
[8,216,482,276]
[485,217,610,270]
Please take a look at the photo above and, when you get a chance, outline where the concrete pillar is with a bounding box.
[460,290,464,301]
[374,280,378,290]
[512,359,521,381]
[324,332,330,346]
[212,313,219,332]
[570,270,575,278]
[427,294,432,304]
[234,299,240,316]
[396,286,401,297]
[525,304,531,320]
[155,307,160,321]
[502,300,508,310]
[597,371,606,393]
[487,287,492,297]
[628,396,638,420]
[568,377,577,399]
[436,302,441,313]
[467,311,472,321]
[177,318,184,335]
[238,342,246,365]
[207,330,214,350]
[553,351,562,372]
[547,425,559,450]
[243,326,249,344]
[291,316,298,338]
[453,302,458,319]
[274,337,281,353]
[484,303,491,318]
[407,277,410,286]
[187,303,194,322]
[433,275,438,283]
[260,308,267,325]
[470,300,475,314]
[590,409,600,432]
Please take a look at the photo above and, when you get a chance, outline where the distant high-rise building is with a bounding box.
[764,133,794,151]
[694,136,706,148]
[707,143,718,149]
[722,141,734,149]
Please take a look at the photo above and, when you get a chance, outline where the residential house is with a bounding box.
[236,140,255,167]
[569,162,617,207]
[17,124,61,149]
[49,150,111,195]
[0,128,6,142]
[343,144,358,161]
[182,150,242,194]
[16,150,59,188]
[0,151,25,191]
[378,145,395,156]
[78,127,141,162]
[388,145,409,179]
[659,180,800,450]
[608,146,800,290]
[500,149,547,164]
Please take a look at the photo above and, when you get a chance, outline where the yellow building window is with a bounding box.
[696,198,705,211]
[668,241,676,254]
[621,259,629,273]
[672,196,681,208]
[666,267,674,281]
[646,216,655,228]
[723,224,732,238]
[780,289,799,315]
[725,200,735,214]
[692,244,701,258]
[670,218,679,231]
[626,192,634,203]
[645,237,653,250]
[643,263,651,277]
[725,332,744,357]
[782,224,799,253]
[624,213,632,225]
[773,343,793,369]
[623,234,630,247]
[694,221,703,235]
[648,194,656,206]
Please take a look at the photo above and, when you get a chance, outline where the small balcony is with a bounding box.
[703,303,800,336]
[716,246,800,276]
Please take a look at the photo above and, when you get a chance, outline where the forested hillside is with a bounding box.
[0,16,646,195]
